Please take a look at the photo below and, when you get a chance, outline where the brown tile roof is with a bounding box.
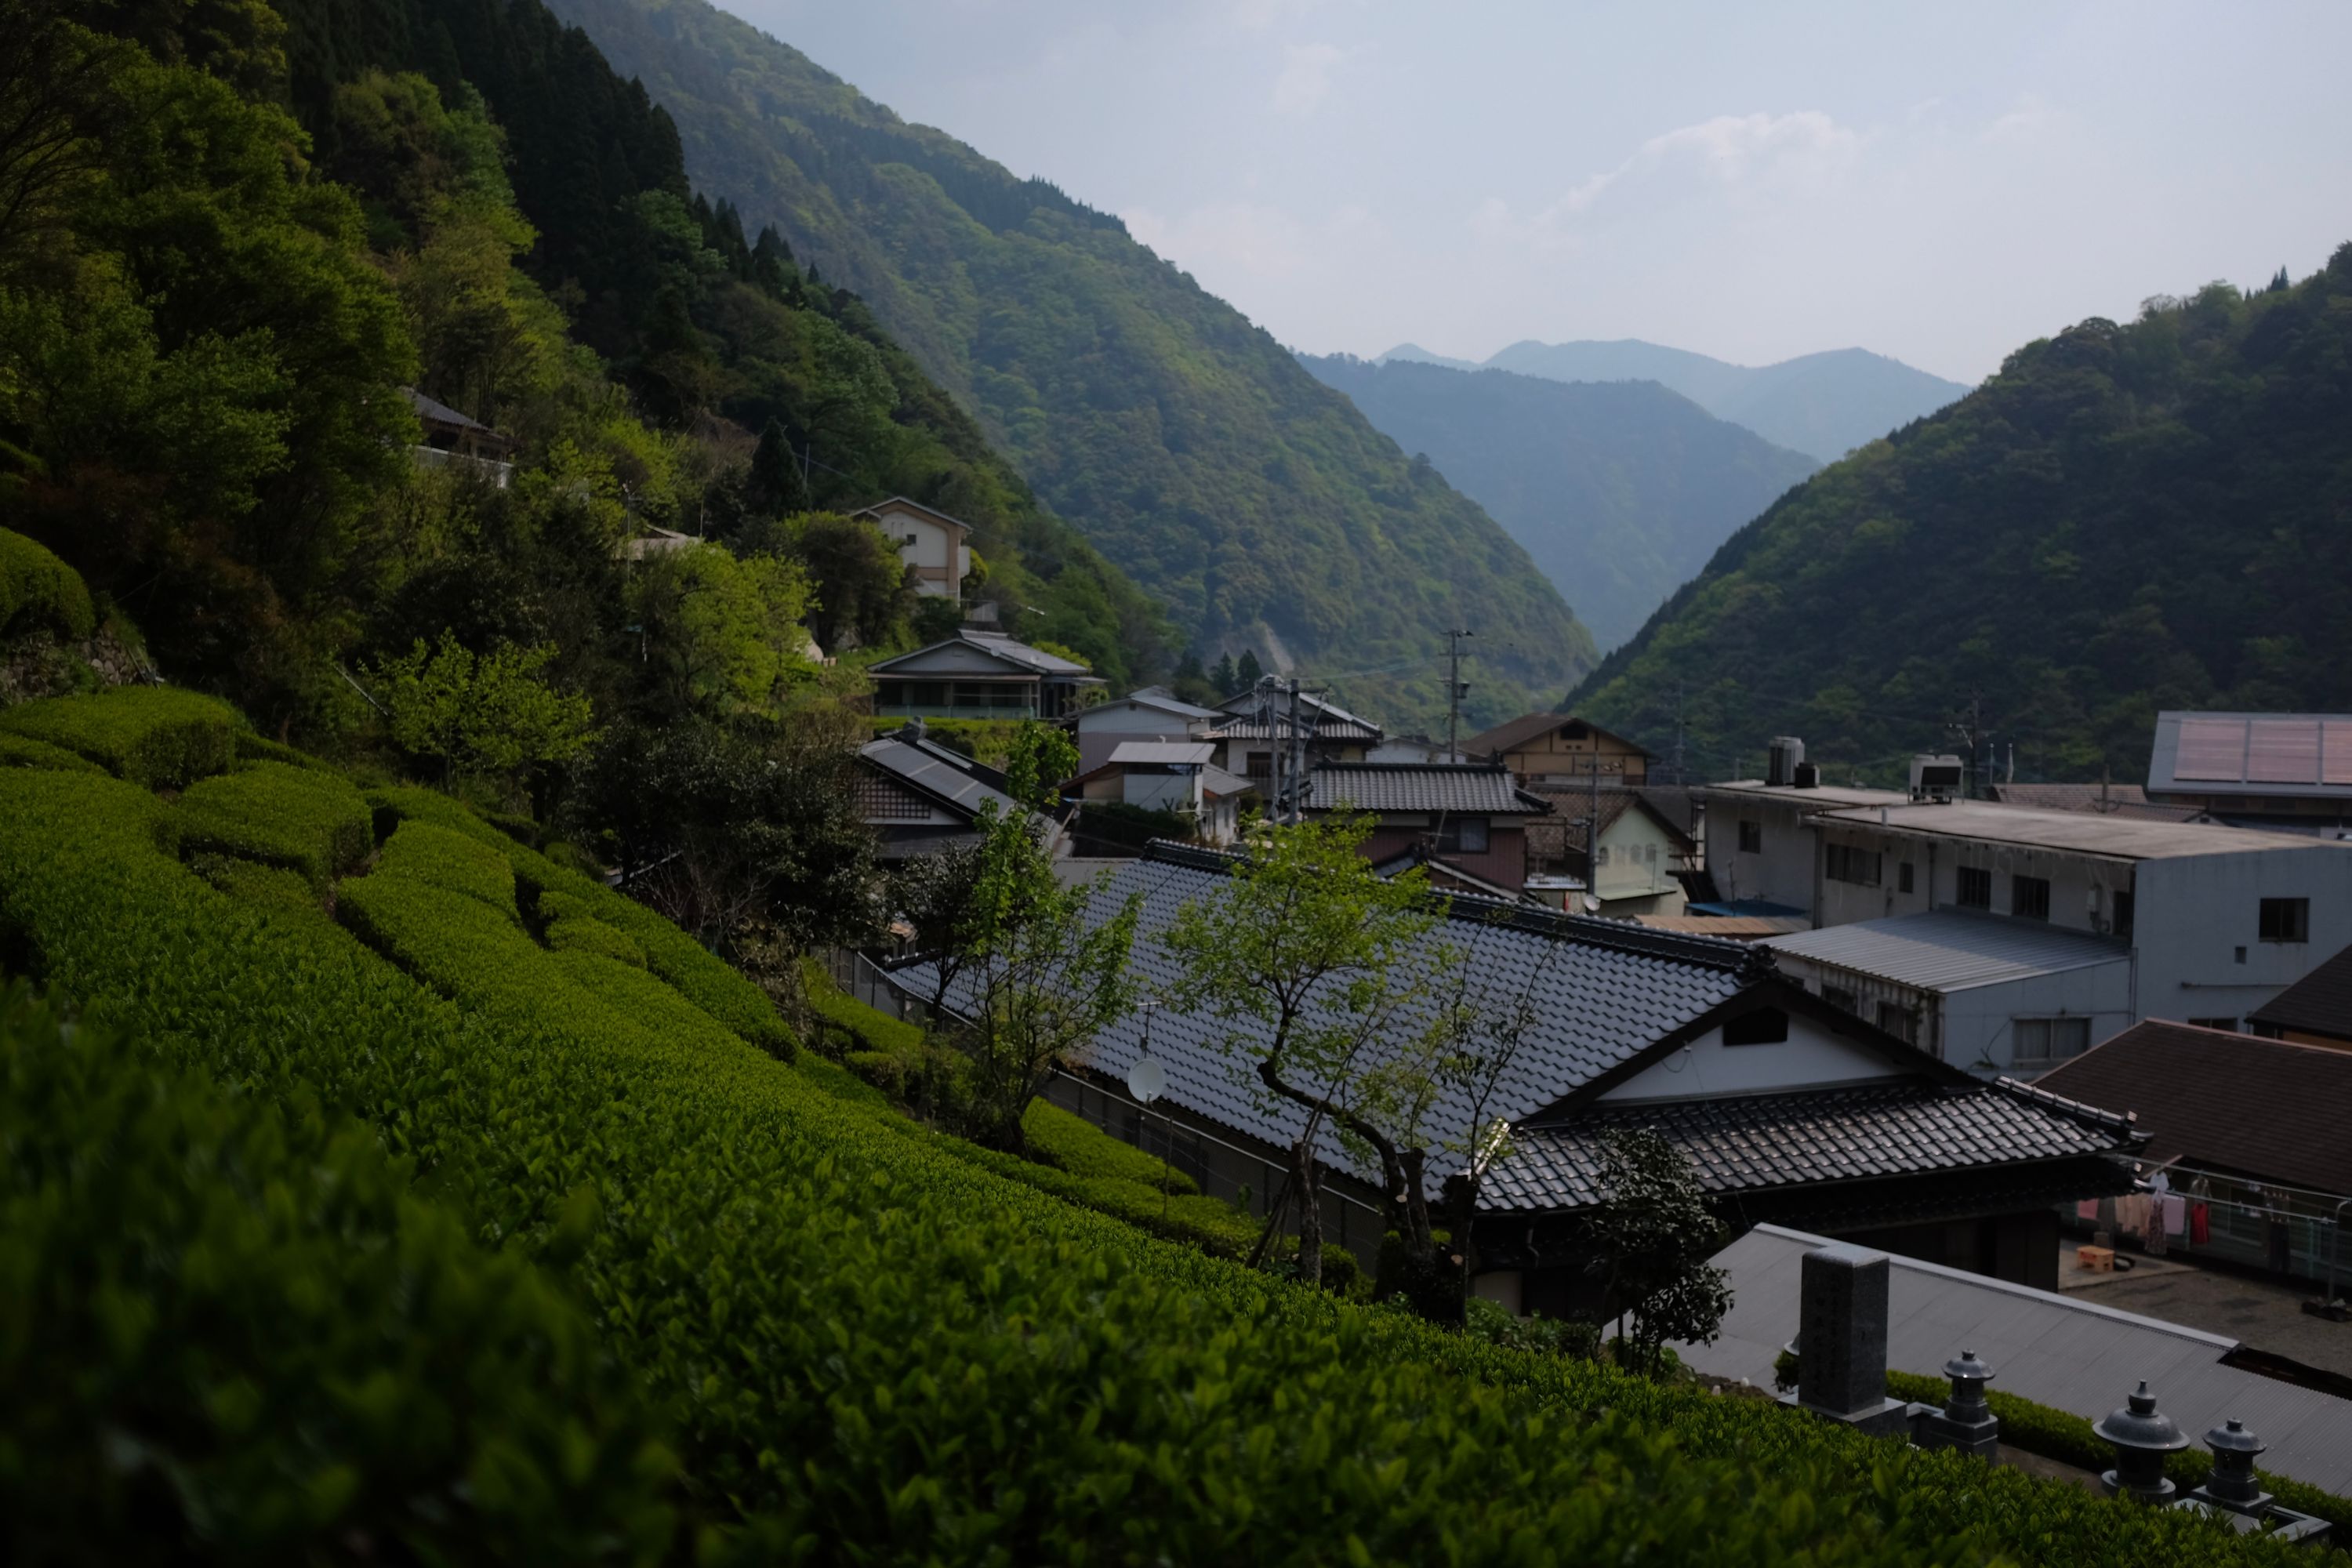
[2033,1019,2352,1192]
[1466,712,1653,760]
[2248,940,2352,1042]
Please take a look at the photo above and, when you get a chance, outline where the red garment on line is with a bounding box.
[2189,1203,2210,1246]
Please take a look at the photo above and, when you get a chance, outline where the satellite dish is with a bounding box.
[1581,894,1602,915]
[1126,1054,1167,1105]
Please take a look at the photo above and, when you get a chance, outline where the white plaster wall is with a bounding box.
[2134,846,2352,1025]
[1599,1015,1909,1102]
[1936,965,2136,1079]
[870,506,968,597]
[1073,706,1207,770]
[1704,797,1822,913]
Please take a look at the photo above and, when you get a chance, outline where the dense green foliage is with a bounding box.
[177,758,374,887]
[1573,254,2352,782]
[0,700,2312,1563]
[0,685,244,787]
[1303,355,1818,651]
[539,0,1599,729]
[0,732,104,773]
[0,985,675,1563]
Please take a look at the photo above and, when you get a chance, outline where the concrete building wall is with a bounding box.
[1767,953,2135,1076]
[1594,811,1686,913]
[1706,795,1826,911]
[1072,705,1207,771]
[2134,847,2352,1027]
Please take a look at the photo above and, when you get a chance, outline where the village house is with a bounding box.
[1065,686,1223,771]
[1305,761,1550,895]
[1524,788,1695,917]
[1205,688,1383,779]
[1468,712,1652,788]
[866,631,1103,721]
[883,843,2143,1294]
[403,387,514,488]
[851,496,972,601]
[854,720,1065,861]
[1062,740,1257,847]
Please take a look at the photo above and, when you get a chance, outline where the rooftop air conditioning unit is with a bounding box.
[1910,754,1964,802]
[1766,736,1804,788]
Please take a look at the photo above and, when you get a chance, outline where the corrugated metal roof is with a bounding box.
[1108,740,1215,765]
[1761,909,2130,993]
[1486,1081,2126,1212]
[2150,710,2352,797]
[868,633,1097,678]
[1813,800,2339,860]
[1679,1223,2352,1497]
[1308,763,1549,816]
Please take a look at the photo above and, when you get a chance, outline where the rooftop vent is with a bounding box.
[1910,755,1963,803]
[1766,736,1805,788]
[1792,761,1820,789]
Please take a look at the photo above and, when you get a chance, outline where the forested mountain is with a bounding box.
[541,0,1599,728]
[1301,355,1817,652]
[1568,256,2352,783]
[2,0,1165,743]
[1384,339,1971,464]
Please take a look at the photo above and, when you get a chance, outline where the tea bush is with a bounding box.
[177,761,374,888]
[0,527,95,641]
[0,732,102,773]
[234,731,332,770]
[0,760,2302,1566]
[547,916,648,967]
[0,984,675,1564]
[0,687,242,788]
[1022,1097,1201,1195]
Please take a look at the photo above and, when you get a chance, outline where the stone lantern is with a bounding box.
[2192,1419,2270,1512]
[2095,1381,2190,1503]
[1914,1348,1999,1457]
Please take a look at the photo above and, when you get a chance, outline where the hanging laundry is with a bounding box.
[2076,1199,2100,1221]
[2161,1195,2187,1236]
[2116,1192,2154,1240]
[2189,1203,2211,1246]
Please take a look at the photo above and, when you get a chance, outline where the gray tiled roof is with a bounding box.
[1308,763,1550,816]
[894,848,1768,1188]
[1483,1080,2129,1214]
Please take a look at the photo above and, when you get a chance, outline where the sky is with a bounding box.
[711,2,2352,385]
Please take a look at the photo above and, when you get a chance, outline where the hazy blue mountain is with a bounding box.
[540,0,1599,731]
[1305,355,1817,651]
[1383,339,1972,463]
[1377,343,1483,372]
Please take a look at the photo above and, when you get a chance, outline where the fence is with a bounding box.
[2063,1163,2352,1292]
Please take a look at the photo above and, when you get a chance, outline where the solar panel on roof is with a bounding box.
[2172,717,2247,782]
[2248,718,2321,784]
[2325,722,2352,786]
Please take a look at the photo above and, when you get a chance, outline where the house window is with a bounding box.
[1898,862,1915,895]
[2187,1017,2240,1033]
[1956,866,1991,910]
[1595,845,1611,869]
[1247,751,1272,778]
[1738,819,1762,855]
[2113,890,2135,941]
[2259,897,2310,943]
[1826,843,1881,887]
[1821,985,1858,1013]
[2013,875,2051,922]
[2012,1016,2091,1065]
[1722,1008,1790,1046]
[1876,1001,1918,1045]
[1436,818,1490,854]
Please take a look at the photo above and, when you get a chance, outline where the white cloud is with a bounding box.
[1124,202,1315,280]
[1272,42,1344,117]
[1476,110,1864,250]
[1984,97,2059,146]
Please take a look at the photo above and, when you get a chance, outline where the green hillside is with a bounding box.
[1570,256,2352,783]
[1301,355,1817,652]
[0,678,2299,1562]
[541,0,1599,729]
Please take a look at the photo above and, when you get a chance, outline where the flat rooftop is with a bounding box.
[1702,779,1911,809]
[1761,909,2130,993]
[1813,800,2345,860]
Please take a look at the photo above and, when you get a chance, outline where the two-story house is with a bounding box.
[867,631,1104,720]
[1305,762,1550,895]
[1526,789,1696,916]
[1758,800,2352,1076]
[1468,713,1653,788]
[1206,688,1383,781]
[852,496,972,601]
[1066,687,1223,771]
[1697,776,1911,915]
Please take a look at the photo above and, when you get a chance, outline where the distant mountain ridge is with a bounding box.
[544,0,1599,731]
[1380,339,1971,463]
[1568,256,2352,784]
[1299,355,1817,652]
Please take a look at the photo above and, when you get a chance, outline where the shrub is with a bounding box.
[234,731,332,771]
[368,820,519,920]
[177,761,374,888]
[0,764,2291,1567]
[189,854,326,924]
[0,687,243,788]
[799,958,926,1057]
[547,916,647,968]
[0,528,95,642]
[1467,1296,1600,1359]
[0,733,102,774]
[1022,1098,1200,1196]
[0,983,675,1563]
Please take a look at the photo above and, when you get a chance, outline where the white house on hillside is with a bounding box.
[852,496,971,600]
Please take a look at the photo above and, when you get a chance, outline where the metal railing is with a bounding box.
[2063,1163,2350,1288]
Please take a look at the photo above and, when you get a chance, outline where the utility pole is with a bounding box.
[1445,629,1474,760]
[1256,674,1280,822]
[1286,677,1307,825]
[1947,691,1987,800]
[1671,679,1686,786]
